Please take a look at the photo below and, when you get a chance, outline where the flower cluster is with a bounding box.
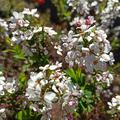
[67,0,90,15]
[2,8,57,44]
[100,0,120,33]
[25,62,83,119]
[96,71,113,87]
[70,16,96,30]
[0,71,17,95]
[67,0,120,35]
[0,18,8,31]
[61,17,114,74]
[108,95,120,111]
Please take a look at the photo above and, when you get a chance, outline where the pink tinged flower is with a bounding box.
[85,16,96,25]
[67,114,74,120]
[85,18,91,25]
[75,21,81,27]
[17,20,25,27]
[69,61,74,67]
[30,104,40,112]
[68,100,76,107]
[96,74,102,82]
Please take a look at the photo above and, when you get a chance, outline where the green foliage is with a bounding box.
[16,109,41,120]
[78,88,95,113]
[0,0,26,17]
[66,68,97,113]
[52,0,71,21]
[18,72,27,89]
[13,45,25,60]
[111,38,120,50]
[4,45,25,60]
[99,0,108,12]
[66,68,85,86]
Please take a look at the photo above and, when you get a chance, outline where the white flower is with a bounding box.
[70,17,80,26]
[4,78,17,94]
[81,24,88,31]
[44,92,56,103]
[0,76,5,81]
[40,79,48,86]
[100,54,111,62]
[52,85,59,93]
[96,30,107,41]
[22,8,39,18]
[54,45,62,56]
[44,27,57,36]
[109,52,115,65]
[26,88,40,101]
[96,71,113,86]
[108,95,120,111]
[117,106,120,110]
[25,72,45,101]
[9,23,16,29]
[12,11,24,20]
[17,19,29,27]
[96,74,102,82]
[0,108,5,113]
[112,0,119,3]
[86,36,92,42]
[30,104,40,112]
[49,62,62,70]
[33,27,42,33]
[0,74,5,95]
[104,42,111,53]
[81,47,90,53]
[0,18,8,30]
[91,1,98,7]
[49,65,58,70]
[89,43,100,55]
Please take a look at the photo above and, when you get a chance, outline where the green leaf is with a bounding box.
[66,68,77,83]
[66,68,85,85]
[17,110,28,120]
[79,100,86,111]
[99,0,108,12]
[13,45,25,60]
[17,111,23,120]
[18,72,27,88]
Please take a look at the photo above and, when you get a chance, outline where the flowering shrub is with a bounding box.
[0,1,119,120]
